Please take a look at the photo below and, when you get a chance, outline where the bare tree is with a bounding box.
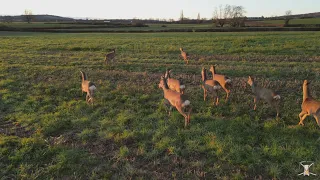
[213,5,228,27]
[213,4,246,27]
[24,9,33,23]
[180,10,184,23]
[229,5,246,27]
[284,10,292,26]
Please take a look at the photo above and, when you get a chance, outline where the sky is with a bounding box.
[0,0,319,20]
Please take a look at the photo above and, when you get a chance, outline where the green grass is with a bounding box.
[1,31,320,179]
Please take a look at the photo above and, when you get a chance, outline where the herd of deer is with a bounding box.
[80,48,320,128]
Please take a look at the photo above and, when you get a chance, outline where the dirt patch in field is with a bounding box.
[192,54,320,62]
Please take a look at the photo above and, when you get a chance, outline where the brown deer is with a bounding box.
[247,76,280,118]
[159,76,192,127]
[80,71,97,105]
[180,47,189,64]
[210,65,232,101]
[201,67,221,106]
[164,69,185,94]
[105,49,116,64]
[298,80,320,126]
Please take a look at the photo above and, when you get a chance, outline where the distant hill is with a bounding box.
[247,12,320,21]
[0,14,75,22]
[274,12,320,19]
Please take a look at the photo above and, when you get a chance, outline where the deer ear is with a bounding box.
[248,76,251,79]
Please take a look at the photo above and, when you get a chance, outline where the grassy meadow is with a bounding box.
[262,17,320,25]
[1,31,320,179]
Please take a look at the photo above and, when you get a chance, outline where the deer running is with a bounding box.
[105,49,116,64]
[201,67,221,106]
[80,71,97,105]
[164,69,185,94]
[180,47,189,65]
[159,76,192,127]
[209,65,231,101]
[247,76,280,118]
[298,80,320,126]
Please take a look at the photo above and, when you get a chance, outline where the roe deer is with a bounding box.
[210,65,231,101]
[247,76,280,118]
[80,71,97,105]
[105,49,116,64]
[201,67,221,106]
[159,76,192,127]
[164,69,185,94]
[298,80,320,126]
[180,47,189,64]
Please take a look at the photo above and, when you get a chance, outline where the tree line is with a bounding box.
[1,6,296,27]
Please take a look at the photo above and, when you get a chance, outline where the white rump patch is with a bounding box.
[182,100,190,106]
[273,95,280,100]
[225,79,232,83]
[89,85,97,91]
[180,85,185,89]
[214,85,221,90]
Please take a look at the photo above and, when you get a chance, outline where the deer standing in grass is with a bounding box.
[180,47,189,64]
[159,76,192,128]
[201,67,221,106]
[298,80,320,126]
[164,69,185,94]
[247,76,280,118]
[105,49,116,64]
[209,65,232,101]
[80,71,97,105]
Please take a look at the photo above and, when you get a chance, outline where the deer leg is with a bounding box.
[215,90,219,106]
[298,111,309,126]
[314,114,320,127]
[203,88,207,101]
[89,92,94,106]
[180,88,184,95]
[86,93,89,102]
[168,106,173,116]
[212,91,218,106]
[225,90,230,102]
[187,107,192,125]
[221,85,229,101]
[253,97,259,110]
[212,94,216,106]
[274,102,280,118]
[87,90,93,105]
[175,105,188,128]
[164,99,171,115]
[267,99,279,118]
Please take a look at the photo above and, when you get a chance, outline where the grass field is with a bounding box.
[2,17,320,32]
[1,31,320,179]
[260,17,320,25]
[0,22,216,32]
